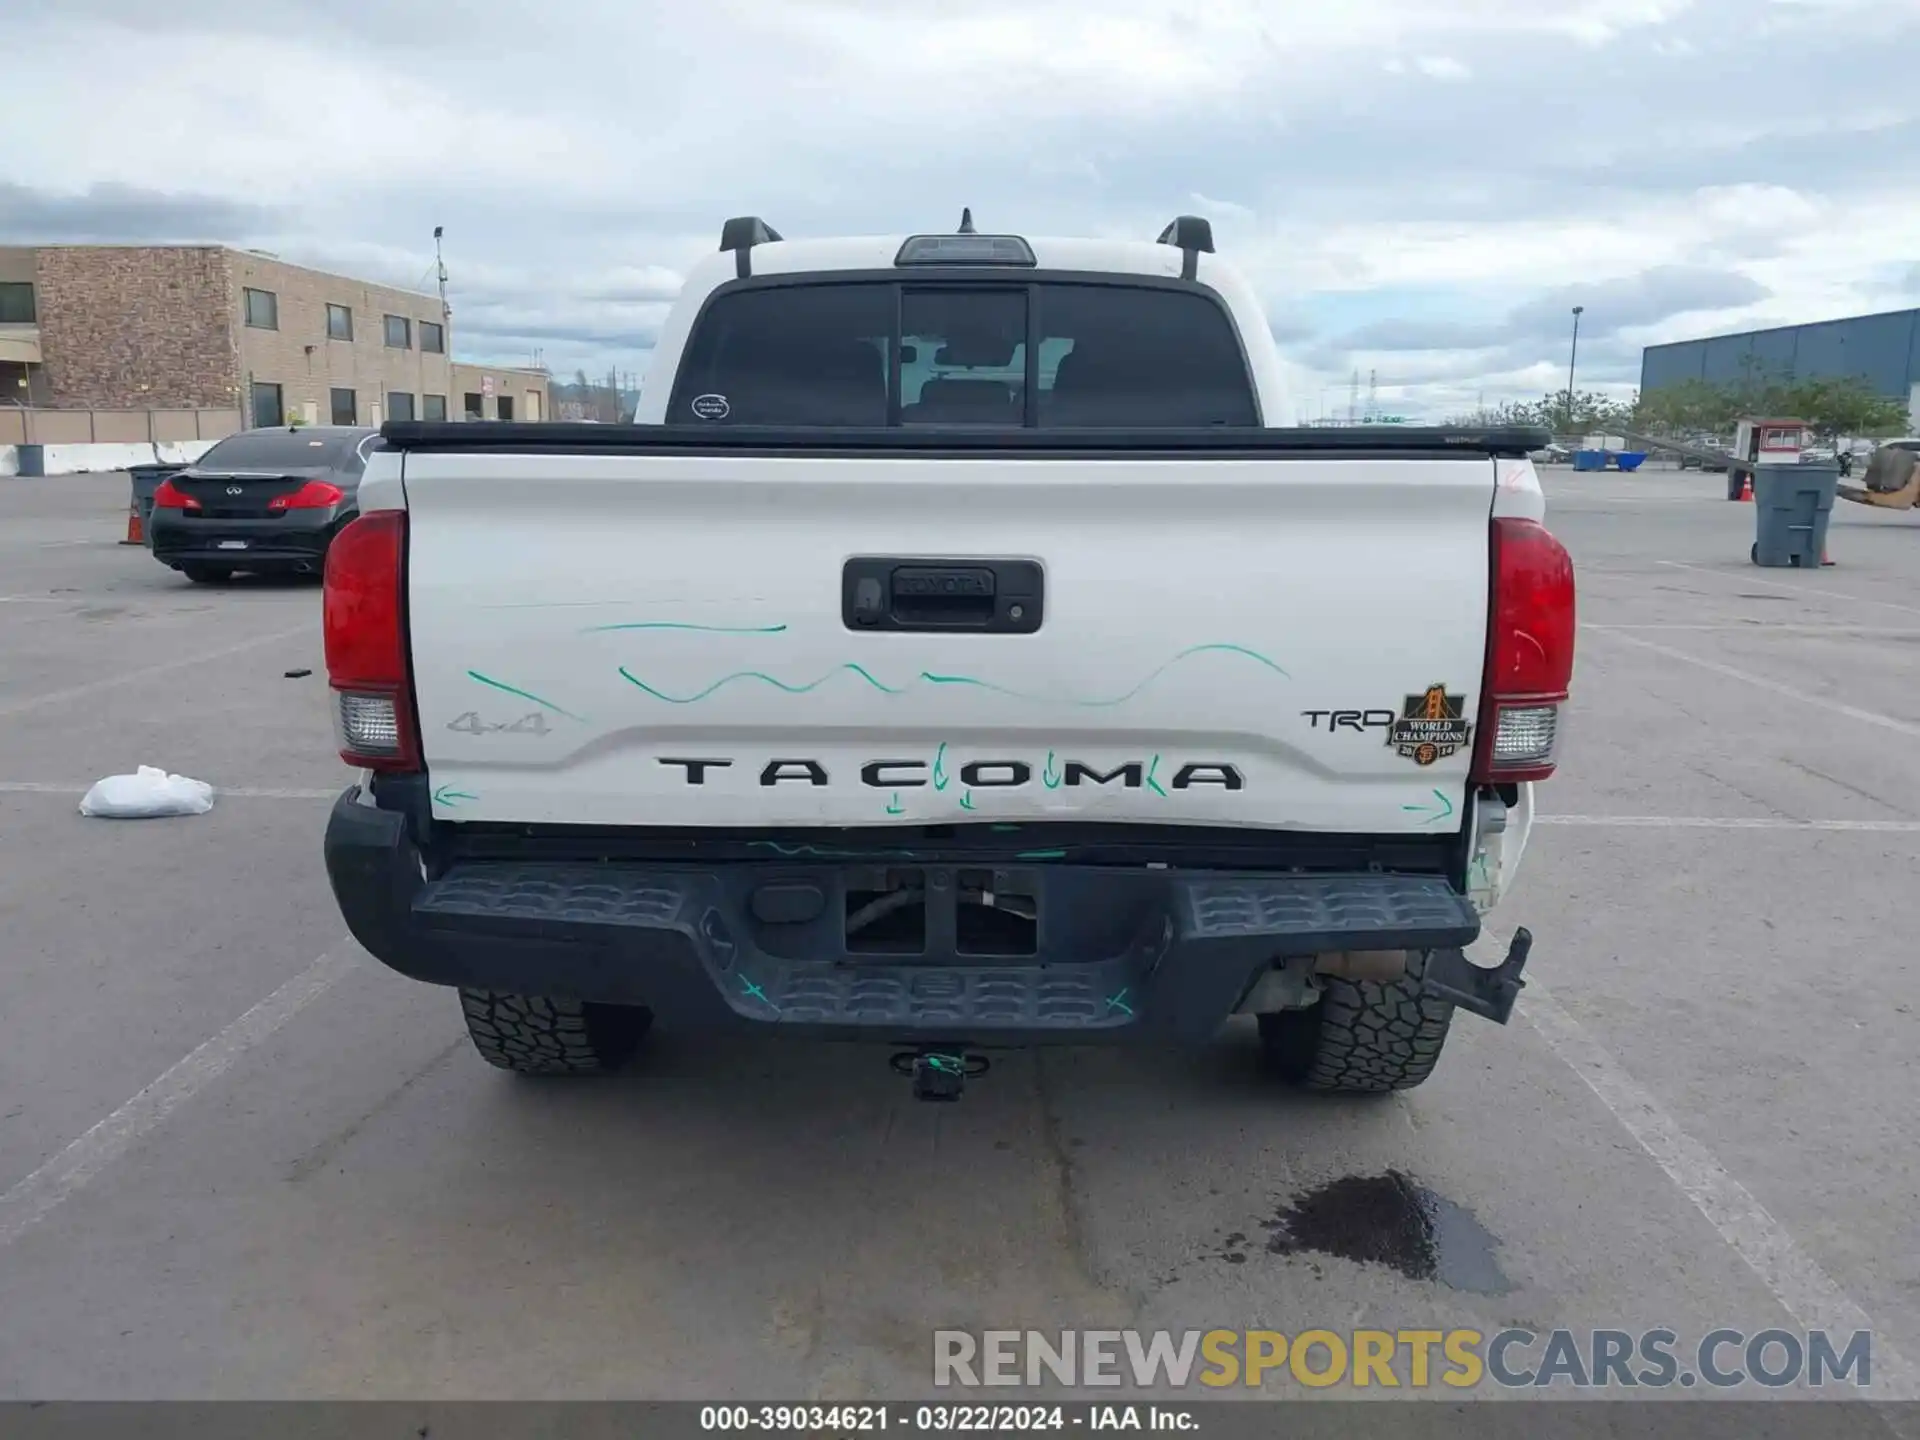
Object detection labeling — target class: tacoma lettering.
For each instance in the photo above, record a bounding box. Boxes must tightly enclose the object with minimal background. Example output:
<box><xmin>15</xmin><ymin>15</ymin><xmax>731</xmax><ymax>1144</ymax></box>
<box><xmin>656</xmin><ymin>757</ymin><xmax>1243</xmax><ymax>790</ymax></box>
<box><xmin>1064</xmin><ymin>761</ymin><xmax>1143</xmax><ymax>788</ymax></box>
<box><xmin>760</xmin><ymin>760</ymin><xmax>829</xmax><ymax>786</ymax></box>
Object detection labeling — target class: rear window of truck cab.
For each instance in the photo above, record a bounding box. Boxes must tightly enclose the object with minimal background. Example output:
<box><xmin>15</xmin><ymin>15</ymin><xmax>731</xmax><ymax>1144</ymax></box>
<box><xmin>667</xmin><ymin>279</ymin><xmax>1258</xmax><ymax>427</ymax></box>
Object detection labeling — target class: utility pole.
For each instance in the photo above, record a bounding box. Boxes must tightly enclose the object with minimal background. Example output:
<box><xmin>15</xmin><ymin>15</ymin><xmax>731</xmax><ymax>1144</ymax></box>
<box><xmin>433</xmin><ymin>226</ymin><xmax>449</xmax><ymax>326</ymax></box>
<box><xmin>1565</xmin><ymin>305</ymin><xmax>1584</xmax><ymax>436</ymax></box>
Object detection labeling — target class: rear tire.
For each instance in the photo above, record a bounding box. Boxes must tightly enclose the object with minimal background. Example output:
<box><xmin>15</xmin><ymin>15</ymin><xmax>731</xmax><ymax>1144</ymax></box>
<box><xmin>180</xmin><ymin>564</ymin><xmax>232</xmax><ymax>584</ymax></box>
<box><xmin>457</xmin><ymin>989</ymin><xmax>652</xmax><ymax>1075</ymax></box>
<box><xmin>1258</xmin><ymin>951</ymin><xmax>1455</xmax><ymax>1094</ymax></box>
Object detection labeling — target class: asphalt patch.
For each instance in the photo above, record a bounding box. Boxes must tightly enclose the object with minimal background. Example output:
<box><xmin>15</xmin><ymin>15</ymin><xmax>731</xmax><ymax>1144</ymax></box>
<box><xmin>1262</xmin><ymin>1171</ymin><xmax>1511</xmax><ymax>1295</ymax></box>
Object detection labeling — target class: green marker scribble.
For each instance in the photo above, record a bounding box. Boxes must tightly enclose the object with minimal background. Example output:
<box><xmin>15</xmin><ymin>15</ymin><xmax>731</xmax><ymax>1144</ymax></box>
<box><xmin>1042</xmin><ymin>750</ymin><xmax>1062</xmax><ymax>789</ymax></box>
<box><xmin>1145</xmin><ymin>754</ymin><xmax>1168</xmax><ymax>797</ymax></box>
<box><xmin>432</xmin><ymin>785</ymin><xmax>478</xmax><ymax>807</ymax></box>
<box><xmin>1016</xmin><ymin>848</ymin><xmax>1069</xmax><ymax>861</ymax></box>
<box><xmin>991</xmin><ymin>824</ymin><xmax>1021</xmax><ymax>833</ymax></box>
<box><xmin>617</xmin><ymin>662</ymin><xmax>903</xmax><ymax>703</ymax></box>
<box><xmin>583</xmin><ymin>621</ymin><xmax>789</xmax><ymax>635</ymax></box>
<box><xmin>1104</xmin><ymin>988</ymin><xmax>1134</xmax><ymax>1017</ymax></box>
<box><xmin>1401</xmin><ymin>787</ymin><xmax>1456</xmax><ymax>825</ymax></box>
<box><xmin>932</xmin><ymin>743</ymin><xmax>950</xmax><ymax>792</ymax></box>
<box><xmin>738</xmin><ymin>974</ymin><xmax>778</xmax><ymax>1013</ymax></box>
<box><xmin>466</xmin><ymin>670</ymin><xmax>586</xmax><ymax>722</ymax></box>
<box><xmin>884</xmin><ymin>792</ymin><xmax>905</xmax><ymax>816</ymax></box>
<box><xmin>959</xmin><ymin>791</ymin><xmax>976</xmax><ymax>811</ymax></box>
<box><xmin>614</xmin><ymin>643</ymin><xmax>1290</xmax><ymax>708</ymax></box>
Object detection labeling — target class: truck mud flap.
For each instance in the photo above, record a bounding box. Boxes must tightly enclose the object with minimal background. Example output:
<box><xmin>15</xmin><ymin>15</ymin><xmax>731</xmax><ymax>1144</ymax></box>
<box><xmin>1420</xmin><ymin>928</ymin><xmax>1533</xmax><ymax>1025</ymax></box>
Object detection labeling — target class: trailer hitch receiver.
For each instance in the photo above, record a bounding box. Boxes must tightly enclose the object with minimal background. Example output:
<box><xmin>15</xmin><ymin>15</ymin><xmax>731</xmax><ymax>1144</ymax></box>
<box><xmin>891</xmin><ymin>1049</ymin><xmax>988</xmax><ymax>1102</ymax></box>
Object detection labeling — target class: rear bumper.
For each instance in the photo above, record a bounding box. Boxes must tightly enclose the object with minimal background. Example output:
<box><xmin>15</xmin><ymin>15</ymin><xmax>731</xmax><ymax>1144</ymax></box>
<box><xmin>148</xmin><ymin>510</ymin><xmax>343</xmax><ymax>567</ymax></box>
<box><xmin>325</xmin><ymin>788</ymin><xmax>1509</xmax><ymax>1044</ymax></box>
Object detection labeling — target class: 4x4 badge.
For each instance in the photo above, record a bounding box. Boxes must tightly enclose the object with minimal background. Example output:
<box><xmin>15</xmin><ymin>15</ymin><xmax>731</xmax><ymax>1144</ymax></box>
<box><xmin>1389</xmin><ymin>684</ymin><xmax>1473</xmax><ymax>767</ymax></box>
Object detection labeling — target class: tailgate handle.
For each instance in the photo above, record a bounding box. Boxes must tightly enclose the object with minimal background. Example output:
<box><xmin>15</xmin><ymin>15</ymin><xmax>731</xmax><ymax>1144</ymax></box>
<box><xmin>843</xmin><ymin>558</ymin><xmax>1044</xmax><ymax>634</ymax></box>
<box><xmin>891</xmin><ymin>567</ymin><xmax>995</xmax><ymax>626</ymax></box>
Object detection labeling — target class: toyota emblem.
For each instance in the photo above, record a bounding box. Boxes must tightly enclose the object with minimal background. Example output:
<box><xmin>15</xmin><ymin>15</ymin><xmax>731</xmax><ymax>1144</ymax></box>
<box><xmin>226</xmin><ymin>485</ymin><xmax>243</xmax><ymax>495</ymax></box>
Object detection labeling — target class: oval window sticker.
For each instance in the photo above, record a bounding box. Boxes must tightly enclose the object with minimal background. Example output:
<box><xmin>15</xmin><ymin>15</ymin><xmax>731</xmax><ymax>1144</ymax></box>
<box><xmin>690</xmin><ymin>394</ymin><xmax>730</xmax><ymax>420</ymax></box>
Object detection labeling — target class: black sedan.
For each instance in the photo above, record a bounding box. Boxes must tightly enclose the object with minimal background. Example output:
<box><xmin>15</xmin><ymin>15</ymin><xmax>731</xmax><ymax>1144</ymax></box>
<box><xmin>148</xmin><ymin>425</ymin><xmax>379</xmax><ymax>583</ymax></box>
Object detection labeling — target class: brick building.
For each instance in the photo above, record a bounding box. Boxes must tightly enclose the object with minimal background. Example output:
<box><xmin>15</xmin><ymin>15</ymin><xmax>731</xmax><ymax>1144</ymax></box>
<box><xmin>0</xmin><ymin>244</ymin><xmax>548</xmax><ymax>427</ymax></box>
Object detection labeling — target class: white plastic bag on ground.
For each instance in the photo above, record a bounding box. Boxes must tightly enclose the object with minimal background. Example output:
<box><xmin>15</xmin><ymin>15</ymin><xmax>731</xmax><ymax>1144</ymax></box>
<box><xmin>79</xmin><ymin>766</ymin><xmax>216</xmax><ymax>818</ymax></box>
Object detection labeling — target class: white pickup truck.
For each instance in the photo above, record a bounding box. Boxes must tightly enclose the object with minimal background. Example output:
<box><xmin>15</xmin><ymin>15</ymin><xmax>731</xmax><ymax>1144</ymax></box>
<box><xmin>321</xmin><ymin>214</ymin><xmax>1576</xmax><ymax>1100</ymax></box>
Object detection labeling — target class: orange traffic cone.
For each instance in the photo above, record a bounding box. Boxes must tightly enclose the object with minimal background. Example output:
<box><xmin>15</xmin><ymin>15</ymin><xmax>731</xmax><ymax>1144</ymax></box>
<box><xmin>121</xmin><ymin>502</ymin><xmax>143</xmax><ymax>545</ymax></box>
<box><xmin>1738</xmin><ymin>474</ymin><xmax>1753</xmax><ymax>502</ymax></box>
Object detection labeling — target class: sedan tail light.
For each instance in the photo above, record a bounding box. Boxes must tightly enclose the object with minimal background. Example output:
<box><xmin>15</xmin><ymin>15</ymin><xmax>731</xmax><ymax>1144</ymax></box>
<box><xmin>152</xmin><ymin>478</ymin><xmax>200</xmax><ymax>510</ymax></box>
<box><xmin>270</xmin><ymin>480</ymin><xmax>346</xmax><ymax>511</ymax></box>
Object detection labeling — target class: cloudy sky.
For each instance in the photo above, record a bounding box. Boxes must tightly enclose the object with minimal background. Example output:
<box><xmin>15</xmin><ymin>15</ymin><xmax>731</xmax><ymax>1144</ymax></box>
<box><xmin>6</xmin><ymin>0</ymin><xmax>1918</xmax><ymax>421</ymax></box>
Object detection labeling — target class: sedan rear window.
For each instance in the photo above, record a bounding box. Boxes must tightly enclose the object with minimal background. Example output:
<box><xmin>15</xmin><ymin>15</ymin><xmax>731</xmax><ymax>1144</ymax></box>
<box><xmin>668</xmin><ymin>279</ymin><xmax>1257</xmax><ymax>427</ymax></box>
<box><xmin>195</xmin><ymin>431</ymin><xmax>359</xmax><ymax>471</ymax></box>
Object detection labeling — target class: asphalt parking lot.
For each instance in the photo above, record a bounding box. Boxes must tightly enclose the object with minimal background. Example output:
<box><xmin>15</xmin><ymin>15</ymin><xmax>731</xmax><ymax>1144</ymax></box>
<box><xmin>1</xmin><ymin>465</ymin><xmax>1917</xmax><ymax>1405</ymax></box>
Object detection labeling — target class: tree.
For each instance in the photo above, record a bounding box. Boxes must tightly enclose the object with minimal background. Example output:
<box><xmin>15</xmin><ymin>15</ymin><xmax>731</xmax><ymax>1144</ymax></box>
<box><xmin>1768</xmin><ymin>376</ymin><xmax>1908</xmax><ymax>440</ymax></box>
<box><xmin>1632</xmin><ymin>372</ymin><xmax>1907</xmax><ymax>440</ymax></box>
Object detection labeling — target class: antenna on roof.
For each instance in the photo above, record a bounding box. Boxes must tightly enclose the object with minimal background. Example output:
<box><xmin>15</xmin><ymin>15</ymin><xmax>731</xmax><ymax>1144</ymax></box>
<box><xmin>957</xmin><ymin>208</ymin><xmax>977</xmax><ymax>234</ymax></box>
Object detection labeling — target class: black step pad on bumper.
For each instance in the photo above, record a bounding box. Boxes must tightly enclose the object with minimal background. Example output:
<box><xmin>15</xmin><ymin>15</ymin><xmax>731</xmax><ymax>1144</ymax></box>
<box><xmin>326</xmin><ymin>791</ymin><xmax>1487</xmax><ymax>1043</ymax></box>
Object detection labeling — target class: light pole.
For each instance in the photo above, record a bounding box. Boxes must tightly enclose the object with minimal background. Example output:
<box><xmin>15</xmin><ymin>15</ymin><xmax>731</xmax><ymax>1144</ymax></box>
<box><xmin>1565</xmin><ymin>305</ymin><xmax>1584</xmax><ymax>437</ymax></box>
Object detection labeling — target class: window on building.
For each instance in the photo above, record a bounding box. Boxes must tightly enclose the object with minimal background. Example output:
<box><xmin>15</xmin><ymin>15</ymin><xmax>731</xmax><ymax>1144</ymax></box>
<box><xmin>495</xmin><ymin>394</ymin><xmax>515</xmax><ymax>421</ymax></box>
<box><xmin>384</xmin><ymin>314</ymin><xmax>411</xmax><ymax>349</ymax></box>
<box><xmin>387</xmin><ymin>391</ymin><xmax>416</xmax><ymax>422</ymax></box>
<box><xmin>326</xmin><ymin>304</ymin><xmax>353</xmax><ymax>341</ymax></box>
<box><xmin>463</xmin><ymin>392</ymin><xmax>484</xmax><ymax>419</ymax></box>
<box><xmin>422</xmin><ymin>394</ymin><xmax>448</xmax><ymax>421</ymax></box>
<box><xmin>330</xmin><ymin>388</ymin><xmax>357</xmax><ymax>425</ymax></box>
<box><xmin>420</xmin><ymin>321</ymin><xmax>445</xmax><ymax>354</ymax></box>
<box><xmin>244</xmin><ymin>288</ymin><xmax>279</xmax><ymax>330</ymax></box>
<box><xmin>251</xmin><ymin>380</ymin><xmax>285</xmax><ymax>427</ymax></box>
<box><xmin>0</xmin><ymin>282</ymin><xmax>35</xmax><ymax>324</ymax></box>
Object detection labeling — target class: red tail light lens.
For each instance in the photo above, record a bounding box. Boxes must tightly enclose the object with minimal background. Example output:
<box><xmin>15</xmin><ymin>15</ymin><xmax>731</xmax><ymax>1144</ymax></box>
<box><xmin>1472</xmin><ymin>517</ymin><xmax>1576</xmax><ymax>784</ymax></box>
<box><xmin>152</xmin><ymin>478</ymin><xmax>199</xmax><ymax>510</ymax></box>
<box><xmin>270</xmin><ymin>480</ymin><xmax>346</xmax><ymax>511</ymax></box>
<box><xmin>323</xmin><ymin>510</ymin><xmax>420</xmax><ymax>772</ymax></box>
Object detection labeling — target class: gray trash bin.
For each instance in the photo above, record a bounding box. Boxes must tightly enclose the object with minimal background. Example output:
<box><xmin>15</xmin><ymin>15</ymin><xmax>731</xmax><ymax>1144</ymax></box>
<box><xmin>125</xmin><ymin>463</ymin><xmax>185</xmax><ymax>546</ymax></box>
<box><xmin>1751</xmin><ymin>462</ymin><xmax>1838</xmax><ymax>568</ymax></box>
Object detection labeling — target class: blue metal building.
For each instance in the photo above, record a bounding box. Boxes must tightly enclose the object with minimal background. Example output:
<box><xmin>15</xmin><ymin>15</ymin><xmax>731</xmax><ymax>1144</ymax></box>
<box><xmin>1640</xmin><ymin>309</ymin><xmax>1920</xmax><ymax>425</ymax></box>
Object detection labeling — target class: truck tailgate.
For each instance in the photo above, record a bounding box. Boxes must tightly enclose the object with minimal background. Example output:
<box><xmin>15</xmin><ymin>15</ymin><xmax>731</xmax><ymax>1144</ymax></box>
<box><xmin>399</xmin><ymin>451</ymin><xmax>1494</xmax><ymax>834</ymax></box>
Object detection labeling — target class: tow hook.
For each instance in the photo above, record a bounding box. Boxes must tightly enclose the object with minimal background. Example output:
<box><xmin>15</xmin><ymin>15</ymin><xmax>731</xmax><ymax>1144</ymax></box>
<box><xmin>1421</xmin><ymin>928</ymin><xmax>1533</xmax><ymax>1025</ymax></box>
<box><xmin>891</xmin><ymin>1049</ymin><xmax>989</xmax><ymax>1102</ymax></box>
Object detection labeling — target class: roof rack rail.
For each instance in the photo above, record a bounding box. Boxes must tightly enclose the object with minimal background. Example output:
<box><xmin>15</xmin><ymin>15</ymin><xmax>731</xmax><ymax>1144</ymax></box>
<box><xmin>718</xmin><ymin>216</ymin><xmax>783</xmax><ymax>278</ymax></box>
<box><xmin>1155</xmin><ymin>214</ymin><xmax>1214</xmax><ymax>281</ymax></box>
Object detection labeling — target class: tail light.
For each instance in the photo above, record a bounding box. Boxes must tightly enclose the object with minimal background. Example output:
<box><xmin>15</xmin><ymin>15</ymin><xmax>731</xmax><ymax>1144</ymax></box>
<box><xmin>152</xmin><ymin>478</ymin><xmax>199</xmax><ymax>510</ymax></box>
<box><xmin>323</xmin><ymin>510</ymin><xmax>420</xmax><ymax>772</ymax></box>
<box><xmin>1471</xmin><ymin>517</ymin><xmax>1576</xmax><ymax>784</ymax></box>
<box><xmin>270</xmin><ymin>480</ymin><xmax>345</xmax><ymax>511</ymax></box>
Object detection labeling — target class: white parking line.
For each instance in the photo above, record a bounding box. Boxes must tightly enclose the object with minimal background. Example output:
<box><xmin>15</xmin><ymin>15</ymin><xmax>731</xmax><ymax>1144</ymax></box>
<box><xmin>0</xmin><ymin>623</ymin><xmax>312</xmax><ymax>721</ymax></box>
<box><xmin>1538</xmin><ymin>815</ymin><xmax>1920</xmax><ymax>832</ymax></box>
<box><xmin>1588</xmin><ymin>623</ymin><xmax>1920</xmax><ymax>637</ymax></box>
<box><xmin>0</xmin><ymin>782</ymin><xmax>340</xmax><ymax>800</ymax></box>
<box><xmin>0</xmin><ymin>945</ymin><xmax>361</xmax><ymax>1250</ymax></box>
<box><xmin>1656</xmin><ymin>559</ymin><xmax>1920</xmax><ymax>618</ymax></box>
<box><xmin>1520</xmin><ymin>979</ymin><xmax>1920</xmax><ymax>1401</ymax></box>
<box><xmin>1582</xmin><ymin>627</ymin><xmax>1920</xmax><ymax>739</ymax></box>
